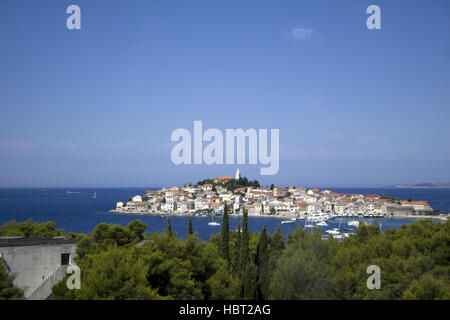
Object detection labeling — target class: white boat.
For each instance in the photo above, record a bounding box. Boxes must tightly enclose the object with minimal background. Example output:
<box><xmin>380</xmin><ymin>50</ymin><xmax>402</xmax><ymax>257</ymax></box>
<box><xmin>326</xmin><ymin>228</ymin><xmax>340</xmax><ymax>235</ymax></box>
<box><xmin>348</xmin><ymin>220</ymin><xmax>360</xmax><ymax>227</ymax></box>
<box><xmin>92</xmin><ymin>191</ymin><xmax>97</xmax><ymax>199</ymax></box>
<box><xmin>208</xmin><ymin>216</ymin><xmax>220</xmax><ymax>227</ymax></box>
<box><xmin>326</xmin><ymin>218</ymin><xmax>343</xmax><ymax>237</ymax></box>
<box><xmin>281</xmin><ymin>219</ymin><xmax>295</xmax><ymax>224</ymax></box>
<box><xmin>304</xmin><ymin>219</ymin><xmax>315</xmax><ymax>228</ymax></box>
<box><xmin>342</xmin><ymin>232</ymin><xmax>352</xmax><ymax>238</ymax></box>
<box><xmin>306</xmin><ymin>212</ymin><xmax>330</xmax><ymax>222</ymax></box>
<box><xmin>316</xmin><ymin>221</ymin><xmax>328</xmax><ymax>227</ymax></box>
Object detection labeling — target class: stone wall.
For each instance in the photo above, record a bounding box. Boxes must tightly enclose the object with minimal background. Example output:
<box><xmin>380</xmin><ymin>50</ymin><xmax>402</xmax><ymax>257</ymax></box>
<box><xmin>0</xmin><ymin>238</ymin><xmax>78</xmax><ymax>299</ymax></box>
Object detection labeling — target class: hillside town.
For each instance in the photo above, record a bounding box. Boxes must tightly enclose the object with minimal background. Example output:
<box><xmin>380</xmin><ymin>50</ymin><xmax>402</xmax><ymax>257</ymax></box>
<box><xmin>111</xmin><ymin>170</ymin><xmax>438</xmax><ymax>219</ymax></box>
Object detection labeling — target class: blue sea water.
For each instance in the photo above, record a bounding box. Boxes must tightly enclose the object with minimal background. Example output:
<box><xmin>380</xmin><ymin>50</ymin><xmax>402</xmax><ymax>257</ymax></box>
<box><xmin>0</xmin><ymin>188</ymin><xmax>447</xmax><ymax>241</ymax></box>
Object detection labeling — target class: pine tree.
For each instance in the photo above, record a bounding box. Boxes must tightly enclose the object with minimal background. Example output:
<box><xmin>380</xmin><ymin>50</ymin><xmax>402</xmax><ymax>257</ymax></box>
<box><xmin>220</xmin><ymin>203</ymin><xmax>230</xmax><ymax>263</ymax></box>
<box><xmin>187</xmin><ymin>218</ymin><xmax>193</xmax><ymax>236</ymax></box>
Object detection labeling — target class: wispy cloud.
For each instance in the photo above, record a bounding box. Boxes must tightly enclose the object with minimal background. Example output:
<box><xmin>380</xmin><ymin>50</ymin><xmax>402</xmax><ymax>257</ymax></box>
<box><xmin>281</xmin><ymin>28</ymin><xmax>316</xmax><ymax>41</ymax></box>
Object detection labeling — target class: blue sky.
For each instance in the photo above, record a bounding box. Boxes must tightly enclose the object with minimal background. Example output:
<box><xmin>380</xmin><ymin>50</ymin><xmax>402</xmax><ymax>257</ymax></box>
<box><xmin>0</xmin><ymin>0</ymin><xmax>449</xmax><ymax>188</ymax></box>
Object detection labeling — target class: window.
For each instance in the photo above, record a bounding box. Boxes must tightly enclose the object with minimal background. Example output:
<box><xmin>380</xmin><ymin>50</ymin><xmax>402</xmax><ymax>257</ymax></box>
<box><xmin>61</xmin><ymin>253</ymin><xmax>70</xmax><ymax>265</ymax></box>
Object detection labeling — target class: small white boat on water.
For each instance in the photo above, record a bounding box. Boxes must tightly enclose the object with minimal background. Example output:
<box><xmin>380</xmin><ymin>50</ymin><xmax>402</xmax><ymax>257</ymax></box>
<box><xmin>316</xmin><ymin>221</ymin><xmax>328</xmax><ymax>227</ymax></box>
<box><xmin>281</xmin><ymin>218</ymin><xmax>295</xmax><ymax>224</ymax></box>
<box><xmin>348</xmin><ymin>220</ymin><xmax>360</xmax><ymax>227</ymax></box>
<box><xmin>92</xmin><ymin>191</ymin><xmax>97</xmax><ymax>199</ymax></box>
<box><xmin>304</xmin><ymin>219</ymin><xmax>315</xmax><ymax>228</ymax></box>
<box><xmin>326</xmin><ymin>228</ymin><xmax>340</xmax><ymax>235</ymax></box>
<box><xmin>306</xmin><ymin>212</ymin><xmax>330</xmax><ymax>222</ymax></box>
<box><xmin>332</xmin><ymin>234</ymin><xmax>343</xmax><ymax>240</ymax></box>
<box><xmin>208</xmin><ymin>215</ymin><xmax>220</xmax><ymax>226</ymax></box>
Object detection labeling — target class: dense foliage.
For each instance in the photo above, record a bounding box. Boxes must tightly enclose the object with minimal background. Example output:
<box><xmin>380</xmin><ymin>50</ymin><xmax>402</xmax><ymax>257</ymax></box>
<box><xmin>0</xmin><ymin>258</ymin><xmax>24</xmax><ymax>300</ymax></box>
<box><xmin>1</xmin><ymin>217</ymin><xmax>448</xmax><ymax>300</ymax></box>
<box><xmin>197</xmin><ymin>177</ymin><xmax>260</xmax><ymax>191</ymax></box>
<box><xmin>0</xmin><ymin>219</ymin><xmax>64</xmax><ymax>238</ymax></box>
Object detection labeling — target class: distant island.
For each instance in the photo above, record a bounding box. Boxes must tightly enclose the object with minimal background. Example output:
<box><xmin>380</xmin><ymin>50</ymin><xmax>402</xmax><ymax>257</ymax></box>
<box><xmin>391</xmin><ymin>183</ymin><xmax>450</xmax><ymax>189</ymax></box>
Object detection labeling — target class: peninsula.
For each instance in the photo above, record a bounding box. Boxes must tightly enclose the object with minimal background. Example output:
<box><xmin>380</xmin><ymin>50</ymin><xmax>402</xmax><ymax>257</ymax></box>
<box><xmin>110</xmin><ymin>170</ymin><xmax>446</xmax><ymax>220</ymax></box>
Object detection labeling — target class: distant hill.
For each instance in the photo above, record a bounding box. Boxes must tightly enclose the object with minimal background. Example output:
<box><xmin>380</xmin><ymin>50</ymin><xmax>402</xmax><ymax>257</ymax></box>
<box><xmin>391</xmin><ymin>183</ymin><xmax>450</xmax><ymax>189</ymax></box>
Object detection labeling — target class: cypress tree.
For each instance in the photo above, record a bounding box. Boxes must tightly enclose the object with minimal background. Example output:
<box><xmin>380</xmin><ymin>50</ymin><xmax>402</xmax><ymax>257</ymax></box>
<box><xmin>187</xmin><ymin>218</ymin><xmax>193</xmax><ymax>236</ymax></box>
<box><xmin>221</xmin><ymin>203</ymin><xmax>230</xmax><ymax>263</ymax></box>
<box><xmin>271</xmin><ymin>223</ymin><xmax>285</xmax><ymax>253</ymax></box>
<box><xmin>233</xmin><ymin>223</ymin><xmax>241</xmax><ymax>275</ymax></box>
<box><xmin>167</xmin><ymin>218</ymin><xmax>172</xmax><ymax>236</ymax></box>
<box><xmin>242</xmin><ymin>262</ymin><xmax>259</xmax><ymax>300</ymax></box>
<box><xmin>256</xmin><ymin>225</ymin><xmax>270</xmax><ymax>299</ymax></box>
<box><xmin>241</xmin><ymin>208</ymin><xmax>250</xmax><ymax>272</ymax></box>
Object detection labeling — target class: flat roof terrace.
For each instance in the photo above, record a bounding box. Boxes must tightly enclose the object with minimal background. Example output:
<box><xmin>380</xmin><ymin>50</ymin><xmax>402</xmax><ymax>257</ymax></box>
<box><xmin>0</xmin><ymin>237</ymin><xmax>79</xmax><ymax>247</ymax></box>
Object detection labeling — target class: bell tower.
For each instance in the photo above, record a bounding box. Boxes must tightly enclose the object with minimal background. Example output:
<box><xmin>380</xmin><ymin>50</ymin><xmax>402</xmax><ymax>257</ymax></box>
<box><xmin>235</xmin><ymin>169</ymin><xmax>240</xmax><ymax>180</ymax></box>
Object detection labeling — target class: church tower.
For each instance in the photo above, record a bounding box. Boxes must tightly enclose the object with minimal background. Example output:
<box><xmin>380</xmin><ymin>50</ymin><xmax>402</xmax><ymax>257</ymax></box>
<box><xmin>235</xmin><ymin>168</ymin><xmax>240</xmax><ymax>180</ymax></box>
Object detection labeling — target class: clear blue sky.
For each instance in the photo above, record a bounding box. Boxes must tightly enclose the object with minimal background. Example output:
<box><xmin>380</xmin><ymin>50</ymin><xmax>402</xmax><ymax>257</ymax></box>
<box><xmin>1</xmin><ymin>0</ymin><xmax>449</xmax><ymax>188</ymax></box>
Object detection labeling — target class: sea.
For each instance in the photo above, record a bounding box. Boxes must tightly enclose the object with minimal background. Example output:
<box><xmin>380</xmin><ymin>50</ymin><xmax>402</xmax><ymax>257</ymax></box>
<box><xmin>0</xmin><ymin>188</ymin><xmax>448</xmax><ymax>241</ymax></box>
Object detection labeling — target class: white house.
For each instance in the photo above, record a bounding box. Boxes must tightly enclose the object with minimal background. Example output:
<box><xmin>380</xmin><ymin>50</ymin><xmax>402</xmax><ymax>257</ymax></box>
<box><xmin>132</xmin><ymin>195</ymin><xmax>142</xmax><ymax>202</ymax></box>
<box><xmin>202</xmin><ymin>184</ymin><xmax>213</xmax><ymax>191</ymax></box>
<box><xmin>162</xmin><ymin>202</ymin><xmax>177</xmax><ymax>212</ymax></box>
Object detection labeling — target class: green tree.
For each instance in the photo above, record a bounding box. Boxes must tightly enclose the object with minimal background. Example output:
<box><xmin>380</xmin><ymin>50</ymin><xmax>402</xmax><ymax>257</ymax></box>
<box><xmin>255</xmin><ymin>225</ymin><xmax>270</xmax><ymax>299</ymax></box>
<box><xmin>206</xmin><ymin>264</ymin><xmax>240</xmax><ymax>300</ymax></box>
<box><xmin>242</xmin><ymin>261</ymin><xmax>259</xmax><ymax>300</ymax></box>
<box><xmin>270</xmin><ymin>228</ymin><xmax>337</xmax><ymax>299</ymax></box>
<box><xmin>270</xmin><ymin>207</ymin><xmax>276</xmax><ymax>216</ymax></box>
<box><xmin>232</xmin><ymin>224</ymin><xmax>241</xmax><ymax>275</ymax></box>
<box><xmin>187</xmin><ymin>218</ymin><xmax>193</xmax><ymax>236</ymax></box>
<box><xmin>126</xmin><ymin>220</ymin><xmax>148</xmax><ymax>242</ymax></box>
<box><xmin>241</xmin><ymin>209</ymin><xmax>250</xmax><ymax>271</ymax></box>
<box><xmin>0</xmin><ymin>258</ymin><xmax>24</xmax><ymax>300</ymax></box>
<box><xmin>220</xmin><ymin>204</ymin><xmax>230</xmax><ymax>263</ymax></box>
<box><xmin>0</xmin><ymin>219</ymin><xmax>64</xmax><ymax>238</ymax></box>
<box><xmin>167</xmin><ymin>218</ymin><xmax>173</xmax><ymax>236</ymax></box>
<box><xmin>403</xmin><ymin>273</ymin><xmax>450</xmax><ymax>300</ymax></box>
<box><xmin>54</xmin><ymin>246</ymin><xmax>160</xmax><ymax>300</ymax></box>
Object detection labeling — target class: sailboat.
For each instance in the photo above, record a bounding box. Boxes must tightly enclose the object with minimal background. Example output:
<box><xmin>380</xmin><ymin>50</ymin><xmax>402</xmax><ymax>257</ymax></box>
<box><xmin>208</xmin><ymin>215</ymin><xmax>220</xmax><ymax>227</ymax></box>
<box><xmin>92</xmin><ymin>191</ymin><xmax>97</xmax><ymax>199</ymax></box>
<box><xmin>326</xmin><ymin>218</ymin><xmax>342</xmax><ymax>238</ymax></box>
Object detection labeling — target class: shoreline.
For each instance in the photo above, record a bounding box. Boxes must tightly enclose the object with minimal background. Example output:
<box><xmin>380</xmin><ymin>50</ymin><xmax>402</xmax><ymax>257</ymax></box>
<box><xmin>109</xmin><ymin>210</ymin><xmax>447</xmax><ymax>221</ymax></box>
